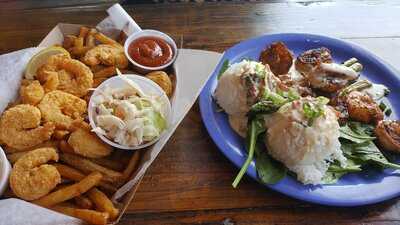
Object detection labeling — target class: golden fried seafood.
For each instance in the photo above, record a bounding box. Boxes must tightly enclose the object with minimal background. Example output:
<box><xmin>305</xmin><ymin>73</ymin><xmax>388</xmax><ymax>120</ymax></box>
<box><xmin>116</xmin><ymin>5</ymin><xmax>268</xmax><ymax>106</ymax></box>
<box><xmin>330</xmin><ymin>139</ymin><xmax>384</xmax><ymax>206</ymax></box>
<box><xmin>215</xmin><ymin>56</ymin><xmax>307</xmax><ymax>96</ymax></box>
<box><xmin>345</xmin><ymin>91</ymin><xmax>383</xmax><ymax>124</ymax></box>
<box><xmin>37</xmin><ymin>54</ymin><xmax>94</xmax><ymax>97</ymax></box>
<box><xmin>0</xmin><ymin>104</ymin><xmax>55</xmax><ymax>150</ymax></box>
<box><xmin>295</xmin><ymin>47</ymin><xmax>360</xmax><ymax>93</ymax></box>
<box><xmin>38</xmin><ymin>90</ymin><xmax>87</xmax><ymax>130</ymax></box>
<box><xmin>53</xmin><ymin>129</ymin><xmax>70</xmax><ymax>140</ymax></box>
<box><xmin>82</xmin><ymin>44</ymin><xmax>128</xmax><ymax>69</ymax></box>
<box><xmin>3</xmin><ymin>140</ymin><xmax>58</xmax><ymax>154</ymax></box>
<box><xmin>20</xmin><ymin>80</ymin><xmax>45</xmax><ymax>105</ymax></box>
<box><xmin>375</xmin><ymin>120</ymin><xmax>400</xmax><ymax>152</ymax></box>
<box><xmin>68</xmin><ymin>128</ymin><xmax>112</xmax><ymax>158</ymax></box>
<box><xmin>259</xmin><ymin>42</ymin><xmax>293</xmax><ymax>75</ymax></box>
<box><xmin>146</xmin><ymin>71</ymin><xmax>173</xmax><ymax>97</ymax></box>
<box><xmin>9</xmin><ymin>147</ymin><xmax>61</xmax><ymax>200</ymax></box>
<box><xmin>93</xmin><ymin>66</ymin><xmax>116</xmax><ymax>78</ymax></box>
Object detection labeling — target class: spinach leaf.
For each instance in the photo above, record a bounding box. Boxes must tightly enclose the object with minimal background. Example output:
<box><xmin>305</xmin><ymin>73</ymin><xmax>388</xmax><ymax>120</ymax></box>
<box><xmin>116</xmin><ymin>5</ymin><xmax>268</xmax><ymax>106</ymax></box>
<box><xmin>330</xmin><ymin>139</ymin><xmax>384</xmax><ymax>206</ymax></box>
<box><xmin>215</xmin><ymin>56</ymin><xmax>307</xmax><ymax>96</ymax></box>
<box><xmin>232</xmin><ymin>117</ymin><xmax>266</xmax><ymax>188</ymax></box>
<box><xmin>339</xmin><ymin>123</ymin><xmax>376</xmax><ymax>143</ymax></box>
<box><xmin>255</xmin><ymin>144</ymin><xmax>287</xmax><ymax>184</ymax></box>
<box><xmin>342</xmin><ymin>141</ymin><xmax>400</xmax><ymax>170</ymax></box>
<box><xmin>217</xmin><ymin>59</ymin><xmax>230</xmax><ymax>80</ymax></box>
<box><xmin>339</xmin><ymin>122</ymin><xmax>400</xmax><ymax>170</ymax></box>
<box><xmin>322</xmin><ymin>159</ymin><xmax>361</xmax><ymax>184</ymax></box>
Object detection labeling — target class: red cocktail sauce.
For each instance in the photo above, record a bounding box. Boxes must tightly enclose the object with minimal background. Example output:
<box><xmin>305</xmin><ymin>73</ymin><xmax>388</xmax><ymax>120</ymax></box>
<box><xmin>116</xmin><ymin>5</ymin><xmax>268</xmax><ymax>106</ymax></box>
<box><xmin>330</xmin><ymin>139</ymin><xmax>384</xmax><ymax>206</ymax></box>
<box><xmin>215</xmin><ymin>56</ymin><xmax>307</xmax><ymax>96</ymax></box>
<box><xmin>128</xmin><ymin>36</ymin><xmax>173</xmax><ymax>68</ymax></box>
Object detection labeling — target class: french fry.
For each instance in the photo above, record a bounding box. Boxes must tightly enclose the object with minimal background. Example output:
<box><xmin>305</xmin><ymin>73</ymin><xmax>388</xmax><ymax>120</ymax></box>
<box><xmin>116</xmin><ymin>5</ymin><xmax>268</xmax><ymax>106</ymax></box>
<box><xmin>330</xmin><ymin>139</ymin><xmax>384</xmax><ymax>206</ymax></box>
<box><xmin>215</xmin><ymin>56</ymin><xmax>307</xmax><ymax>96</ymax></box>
<box><xmin>74</xmin><ymin>195</ymin><xmax>93</xmax><ymax>209</ymax></box>
<box><xmin>54</xmin><ymin>163</ymin><xmax>117</xmax><ymax>193</ymax></box>
<box><xmin>88</xmin><ymin>188</ymin><xmax>119</xmax><ymax>220</ymax></box>
<box><xmin>60</xmin><ymin>153</ymin><xmax>122</xmax><ymax>183</ymax></box>
<box><xmin>69</xmin><ymin>46</ymin><xmax>91</xmax><ymax>56</ymax></box>
<box><xmin>89</xmin><ymin>157</ymin><xmax>125</xmax><ymax>171</ymax></box>
<box><xmin>59</xmin><ymin>140</ymin><xmax>75</xmax><ymax>154</ymax></box>
<box><xmin>121</xmin><ymin>151</ymin><xmax>141</xmax><ymax>181</ymax></box>
<box><xmin>93</xmin><ymin>66</ymin><xmax>116</xmax><ymax>78</ymax></box>
<box><xmin>32</xmin><ymin>172</ymin><xmax>102</xmax><ymax>207</ymax></box>
<box><xmin>63</xmin><ymin>35</ymin><xmax>77</xmax><ymax>49</ymax></box>
<box><xmin>78</xmin><ymin>26</ymin><xmax>90</xmax><ymax>39</ymax></box>
<box><xmin>94</xmin><ymin>32</ymin><xmax>119</xmax><ymax>46</ymax></box>
<box><xmin>52</xmin><ymin>205</ymin><xmax>109</xmax><ymax>225</ymax></box>
<box><xmin>74</xmin><ymin>37</ymin><xmax>84</xmax><ymax>48</ymax></box>
<box><xmin>86</xmin><ymin>28</ymin><xmax>97</xmax><ymax>48</ymax></box>
<box><xmin>53</xmin><ymin>130</ymin><xmax>70</xmax><ymax>140</ymax></box>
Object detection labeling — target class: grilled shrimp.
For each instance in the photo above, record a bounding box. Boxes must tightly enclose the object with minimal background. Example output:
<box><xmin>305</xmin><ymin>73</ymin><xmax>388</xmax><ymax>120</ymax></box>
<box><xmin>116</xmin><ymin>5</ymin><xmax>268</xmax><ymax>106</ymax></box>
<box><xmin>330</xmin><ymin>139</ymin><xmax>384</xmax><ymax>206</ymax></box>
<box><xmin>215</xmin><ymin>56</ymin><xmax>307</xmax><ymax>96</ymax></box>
<box><xmin>259</xmin><ymin>42</ymin><xmax>294</xmax><ymax>75</ymax></box>
<box><xmin>37</xmin><ymin>54</ymin><xmax>94</xmax><ymax>97</ymax></box>
<box><xmin>375</xmin><ymin>120</ymin><xmax>400</xmax><ymax>152</ymax></box>
<box><xmin>9</xmin><ymin>147</ymin><xmax>60</xmax><ymax>200</ymax></box>
<box><xmin>295</xmin><ymin>48</ymin><xmax>360</xmax><ymax>93</ymax></box>
<box><xmin>0</xmin><ymin>104</ymin><xmax>55</xmax><ymax>150</ymax></box>
<box><xmin>38</xmin><ymin>90</ymin><xmax>87</xmax><ymax>130</ymax></box>
<box><xmin>345</xmin><ymin>91</ymin><xmax>383</xmax><ymax>124</ymax></box>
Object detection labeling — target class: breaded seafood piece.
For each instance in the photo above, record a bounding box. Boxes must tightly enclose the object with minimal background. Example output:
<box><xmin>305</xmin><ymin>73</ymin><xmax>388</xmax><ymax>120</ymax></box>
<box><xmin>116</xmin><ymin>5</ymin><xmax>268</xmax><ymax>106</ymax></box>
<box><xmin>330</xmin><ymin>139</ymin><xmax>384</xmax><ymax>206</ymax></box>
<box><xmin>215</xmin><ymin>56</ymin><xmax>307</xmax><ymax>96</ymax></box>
<box><xmin>0</xmin><ymin>104</ymin><xmax>55</xmax><ymax>150</ymax></box>
<box><xmin>10</xmin><ymin>147</ymin><xmax>61</xmax><ymax>200</ymax></box>
<box><xmin>20</xmin><ymin>80</ymin><xmax>45</xmax><ymax>105</ymax></box>
<box><xmin>38</xmin><ymin>90</ymin><xmax>87</xmax><ymax>130</ymax></box>
<box><xmin>37</xmin><ymin>54</ymin><xmax>93</xmax><ymax>97</ymax></box>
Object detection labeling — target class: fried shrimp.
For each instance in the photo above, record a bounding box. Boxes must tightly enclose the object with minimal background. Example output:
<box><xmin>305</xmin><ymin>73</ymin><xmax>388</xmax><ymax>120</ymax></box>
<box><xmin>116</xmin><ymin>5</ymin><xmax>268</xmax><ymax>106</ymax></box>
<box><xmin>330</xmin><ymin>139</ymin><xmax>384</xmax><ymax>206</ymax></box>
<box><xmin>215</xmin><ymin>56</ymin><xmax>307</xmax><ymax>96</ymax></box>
<box><xmin>20</xmin><ymin>80</ymin><xmax>45</xmax><ymax>105</ymax></box>
<box><xmin>37</xmin><ymin>54</ymin><xmax>94</xmax><ymax>97</ymax></box>
<box><xmin>345</xmin><ymin>91</ymin><xmax>383</xmax><ymax>124</ymax></box>
<box><xmin>0</xmin><ymin>104</ymin><xmax>55</xmax><ymax>150</ymax></box>
<box><xmin>10</xmin><ymin>147</ymin><xmax>61</xmax><ymax>200</ymax></box>
<box><xmin>38</xmin><ymin>90</ymin><xmax>87</xmax><ymax>130</ymax></box>
<box><xmin>82</xmin><ymin>44</ymin><xmax>128</xmax><ymax>69</ymax></box>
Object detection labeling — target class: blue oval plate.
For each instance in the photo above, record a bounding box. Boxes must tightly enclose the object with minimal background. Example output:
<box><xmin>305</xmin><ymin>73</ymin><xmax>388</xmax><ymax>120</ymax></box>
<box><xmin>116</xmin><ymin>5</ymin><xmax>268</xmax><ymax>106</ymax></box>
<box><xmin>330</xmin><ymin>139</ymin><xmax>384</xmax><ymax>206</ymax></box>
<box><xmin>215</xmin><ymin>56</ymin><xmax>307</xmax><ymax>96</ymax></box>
<box><xmin>199</xmin><ymin>33</ymin><xmax>400</xmax><ymax>206</ymax></box>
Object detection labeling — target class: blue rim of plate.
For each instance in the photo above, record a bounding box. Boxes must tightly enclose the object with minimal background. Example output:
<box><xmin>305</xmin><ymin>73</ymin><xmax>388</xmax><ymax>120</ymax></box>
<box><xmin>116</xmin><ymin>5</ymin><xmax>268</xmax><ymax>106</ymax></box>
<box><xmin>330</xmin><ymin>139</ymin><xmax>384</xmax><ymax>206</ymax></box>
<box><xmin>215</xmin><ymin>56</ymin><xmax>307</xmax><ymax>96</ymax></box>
<box><xmin>199</xmin><ymin>33</ymin><xmax>400</xmax><ymax>207</ymax></box>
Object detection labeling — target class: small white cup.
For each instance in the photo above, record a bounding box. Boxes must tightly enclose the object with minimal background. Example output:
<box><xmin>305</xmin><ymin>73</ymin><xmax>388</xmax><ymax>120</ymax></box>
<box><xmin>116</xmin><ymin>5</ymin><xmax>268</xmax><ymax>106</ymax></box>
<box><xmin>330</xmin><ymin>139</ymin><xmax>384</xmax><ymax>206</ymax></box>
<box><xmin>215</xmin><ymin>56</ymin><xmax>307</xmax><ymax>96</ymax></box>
<box><xmin>124</xmin><ymin>29</ymin><xmax>178</xmax><ymax>73</ymax></box>
<box><xmin>88</xmin><ymin>75</ymin><xmax>172</xmax><ymax>150</ymax></box>
<box><xmin>0</xmin><ymin>146</ymin><xmax>11</xmax><ymax>196</ymax></box>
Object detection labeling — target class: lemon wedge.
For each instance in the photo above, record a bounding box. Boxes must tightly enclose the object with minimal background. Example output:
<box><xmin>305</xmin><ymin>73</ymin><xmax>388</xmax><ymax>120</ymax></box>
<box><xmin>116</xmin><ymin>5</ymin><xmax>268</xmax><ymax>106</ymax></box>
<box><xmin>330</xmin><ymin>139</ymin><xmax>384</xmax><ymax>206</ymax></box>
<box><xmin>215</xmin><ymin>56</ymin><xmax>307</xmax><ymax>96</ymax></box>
<box><xmin>25</xmin><ymin>46</ymin><xmax>70</xmax><ymax>79</ymax></box>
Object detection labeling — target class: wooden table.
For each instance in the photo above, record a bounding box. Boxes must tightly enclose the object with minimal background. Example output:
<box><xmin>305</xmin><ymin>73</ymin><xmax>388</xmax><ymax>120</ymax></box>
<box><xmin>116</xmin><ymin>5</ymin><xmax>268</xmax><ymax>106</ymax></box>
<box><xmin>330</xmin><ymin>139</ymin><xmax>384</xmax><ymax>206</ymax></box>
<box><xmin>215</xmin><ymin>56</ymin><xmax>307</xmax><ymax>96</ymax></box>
<box><xmin>2</xmin><ymin>1</ymin><xmax>400</xmax><ymax>224</ymax></box>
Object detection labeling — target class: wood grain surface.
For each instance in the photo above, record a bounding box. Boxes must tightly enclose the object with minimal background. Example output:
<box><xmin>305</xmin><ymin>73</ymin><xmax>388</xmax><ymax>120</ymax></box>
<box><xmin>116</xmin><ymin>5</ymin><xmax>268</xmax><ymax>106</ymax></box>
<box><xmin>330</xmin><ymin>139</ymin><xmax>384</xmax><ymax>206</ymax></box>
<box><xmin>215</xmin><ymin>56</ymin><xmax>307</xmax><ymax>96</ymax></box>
<box><xmin>1</xmin><ymin>1</ymin><xmax>400</xmax><ymax>224</ymax></box>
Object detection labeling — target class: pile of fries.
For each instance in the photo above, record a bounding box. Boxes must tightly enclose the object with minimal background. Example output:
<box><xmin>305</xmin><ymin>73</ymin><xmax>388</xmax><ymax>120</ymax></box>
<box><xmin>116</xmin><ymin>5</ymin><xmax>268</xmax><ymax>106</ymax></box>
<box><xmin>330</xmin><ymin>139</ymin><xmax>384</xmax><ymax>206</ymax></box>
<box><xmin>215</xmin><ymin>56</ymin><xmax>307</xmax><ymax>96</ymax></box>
<box><xmin>0</xmin><ymin>26</ymin><xmax>174</xmax><ymax>225</ymax></box>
